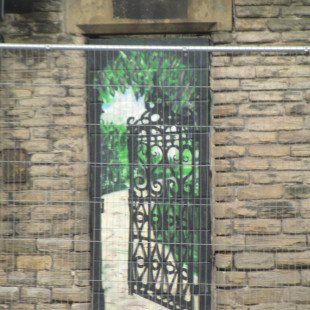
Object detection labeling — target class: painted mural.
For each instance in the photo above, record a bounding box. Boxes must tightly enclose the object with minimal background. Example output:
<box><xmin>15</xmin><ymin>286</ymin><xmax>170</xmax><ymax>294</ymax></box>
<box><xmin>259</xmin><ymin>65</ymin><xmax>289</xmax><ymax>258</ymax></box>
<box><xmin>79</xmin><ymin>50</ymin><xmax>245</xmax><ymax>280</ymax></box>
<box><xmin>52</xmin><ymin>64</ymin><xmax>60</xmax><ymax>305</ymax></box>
<box><xmin>94</xmin><ymin>47</ymin><xmax>210</xmax><ymax>310</ymax></box>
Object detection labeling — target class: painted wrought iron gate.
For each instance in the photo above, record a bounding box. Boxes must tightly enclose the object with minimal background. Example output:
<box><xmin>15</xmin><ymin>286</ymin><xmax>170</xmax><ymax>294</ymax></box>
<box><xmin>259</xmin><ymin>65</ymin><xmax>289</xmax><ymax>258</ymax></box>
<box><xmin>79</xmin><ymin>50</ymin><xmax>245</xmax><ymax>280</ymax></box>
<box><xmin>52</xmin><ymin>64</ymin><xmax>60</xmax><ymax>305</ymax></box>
<box><xmin>127</xmin><ymin>45</ymin><xmax>211</xmax><ymax>310</ymax></box>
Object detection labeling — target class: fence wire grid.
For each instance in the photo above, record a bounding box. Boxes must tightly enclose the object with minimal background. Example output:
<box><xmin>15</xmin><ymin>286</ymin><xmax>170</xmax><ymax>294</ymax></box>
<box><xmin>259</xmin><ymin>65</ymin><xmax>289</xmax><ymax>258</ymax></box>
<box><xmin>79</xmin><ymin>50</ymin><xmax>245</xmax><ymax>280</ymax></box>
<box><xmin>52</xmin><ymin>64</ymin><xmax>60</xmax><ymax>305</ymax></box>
<box><xmin>0</xmin><ymin>43</ymin><xmax>310</xmax><ymax>310</ymax></box>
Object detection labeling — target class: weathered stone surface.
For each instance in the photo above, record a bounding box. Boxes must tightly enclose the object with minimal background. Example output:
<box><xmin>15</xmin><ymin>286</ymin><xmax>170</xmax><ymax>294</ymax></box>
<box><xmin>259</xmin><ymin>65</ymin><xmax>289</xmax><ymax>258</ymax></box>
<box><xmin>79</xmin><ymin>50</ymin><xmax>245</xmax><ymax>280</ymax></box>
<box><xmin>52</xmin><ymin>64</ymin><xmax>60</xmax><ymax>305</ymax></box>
<box><xmin>214</xmin><ymin>146</ymin><xmax>245</xmax><ymax>158</ymax></box>
<box><xmin>236</xmin><ymin>6</ymin><xmax>279</xmax><ymax>17</ymax></box>
<box><xmin>75</xmin><ymin>271</ymin><xmax>90</xmax><ymax>286</ymax></box>
<box><xmin>250</xmin><ymin>304</ymin><xmax>296</xmax><ymax>310</ymax></box>
<box><xmin>257</xmin><ymin>201</ymin><xmax>298</xmax><ymax>218</ymax></box>
<box><xmin>214</xmin><ymin>201</ymin><xmax>257</xmax><ymax>218</ymax></box>
<box><xmin>233</xmin><ymin>219</ymin><xmax>281</xmax><ymax>234</ymax></box>
<box><xmin>252</xmin><ymin>172</ymin><xmax>303</xmax><ymax>184</ymax></box>
<box><xmin>234</xmin><ymin>252</ymin><xmax>274</xmax><ymax>270</ymax></box>
<box><xmin>213</xmin><ymin>105</ymin><xmax>238</xmax><ymax>117</ymax></box>
<box><xmin>216</xmin><ymin>271</ymin><xmax>246</xmax><ymax>287</ymax></box>
<box><xmin>214</xmin><ymin>236</ymin><xmax>245</xmax><ymax>252</ymax></box>
<box><xmin>302</xmin><ymin>270</ymin><xmax>310</xmax><ymax>286</ymax></box>
<box><xmin>279</xmin><ymin>130</ymin><xmax>310</xmax><ymax>143</ymax></box>
<box><xmin>215</xmin><ymin>160</ymin><xmax>231</xmax><ymax>172</ymax></box>
<box><xmin>11</xmin><ymin>305</ymin><xmax>35</xmax><ymax>310</ymax></box>
<box><xmin>216</xmin><ymin>289</ymin><xmax>236</xmax><ymax>305</ymax></box>
<box><xmin>283</xmin><ymin>219</ymin><xmax>310</xmax><ymax>233</ymax></box>
<box><xmin>276</xmin><ymin>251</ymin><xmax>310</xmax><ymax>268</ymax></box>
<box><xmin>215</xmin><ymin>220</ymin><xmax>233</xmax><ymax>236</ymax></box>
<box><xmin>301</xmin><ymin>199</ymin><xmax>310</xmax><ymax>218</ymax></box>
<box><xmin>17</xmin><ymin>255</ymin><xmax>52</xmax><ymax>270</ymax></box>
<box><xmin>52</xmin><ymin>287</ymin><xmax>90</xmax><ymax>302</ymax></box>
<box><xmin>213</xmin><ymin>92</ymin><xmax>248</xmax><ymax>104</ymax></box>
<box><xmin>271</xmin><ymin>159</ymin><xmax>310</xmax><ymax>170</ymax></box>
<box><xmin>0</xmin><ymin>254</ymin><xmax>14</xmax><ymax>269</ymax></box>
<box><xmin>36</xmin><ymin>304</ymin><xmax>68</xmax><ymax>310</ymax></box>
<box><xmin>53</xmin><ymin>219</ymin><xmax>89</xmax><ymax>235</ymax></box>
<box><xmin>238</xmin><ymin>186</ymin><xmax>283</xmax><ymax>200</ymax></box>
<box><xmin>21</xmin><ymin>287</ymin><xmax>51</xmax><ymax>303</ymax></box>
<box><xmin>239</xmin><ymin>103</ymin><xmax>283</xmax><ymax>116</ymax></box>
<box><xmin>0</xmin><ymin>287</ymin><xmax>19</xmax><ymax>302</ymax></box>
<box><xmin>248</xmin><ymin>117</ymin><xmax>303</xmax><ymax>131</ymax></box>
<box><xmin>32</xmin><ymin>178</ymin><xmax>71</xmax><ymax>190</ymax></box>
<box><xmin>232</xmin><ymin>132</ymin><xmax>276</xmax><ymax>144</ymax></box>
<box><xmin>215</xmin><ymin>254</ymin><xmax>233</xmax><ymax>269</ymax></box>
<box><xmin>31</xmin><ymin>206</ymin><xmax>71</xmax><ymax>220</ymax></box>
<box><xmin>285</xmin><ymin>185</ymin><xmax>310</xmax><ymax>199</ymax></box>
<box><xmin>38</xmin><ymin>271</ymin><xmax>73</xmax><ymax>286</ymax></box>
<box><xmin>283</xmin><ymin>287</ymin><xmax>310</xmax><ymax>303</ymax></box>
<box><xmin>235</xmin><ymin>288</ymin><xmax>282</xmax><ymax>305</ymax></box>
<box><xmin>214</xmin><ymin>118</ymin><xmax>245</xmax><ymax>130</ymax></box>
<box><xmin>248</xmin><ymin>270</ymin><xmax>300</xmax><ymax>287</ymax></box>
<box><xmin>291</xmin><ymin>145</ymin><xmax>310</xmax><ymax>157</ymax></box>
<box><xmin>215</xmin><ymin>172</ymin><xmax>249</xmax><ymax>186</ymax></box>
<box><xmin>16</xmin><ymin>222</ymin><xmax>52</xmax><ymax>236</ymax></box>
<box><xmin>249</xmin><ymin>145</ymin><xmax>290</xmax><ymax>157</ymax></box>
<box><xmin>234</xmin><ymin>158</ymin><xmax>269</xmax><ymax>170</ymax></box>
<box><xmin>52</xmin><ymin>253</ymin><xmax>90</xmax><ymax>270</ymax></box>
<box><xmin>7</xmin><ymin>271</ymin><xmax>36</xmax><ymax>285</ymax></box>
<box><xmin>214</xmin><ymin>187</ymin><xmax>234</xmax><ymax>202</ymax></box>
<box><xmin>74</xmin><ymin>235</ymin><xmax>90</xmax><ymax>252</ymax></box>
<box><xmin>212</xmin><ymin>66</ymin><xmax>255</xmax><ymax>79</ymax></box>
<box><xmin>71</xmin><ymin>304</ymin><xmax>91</xmax><ymax>310</ymax></box>
<box><xmin>58</xmin><ymin>164</ymin><xmax>88</xmax><ymax>177</ymax></box>
<box><xmin>37</xmin><ymin>238</ymin><xmax>73</xmax><ymax>252</ymax></box>
<box><xmin>249</xmin><ymin>91</ymin><xmax>303</xmax><ymax>102</ymax></box>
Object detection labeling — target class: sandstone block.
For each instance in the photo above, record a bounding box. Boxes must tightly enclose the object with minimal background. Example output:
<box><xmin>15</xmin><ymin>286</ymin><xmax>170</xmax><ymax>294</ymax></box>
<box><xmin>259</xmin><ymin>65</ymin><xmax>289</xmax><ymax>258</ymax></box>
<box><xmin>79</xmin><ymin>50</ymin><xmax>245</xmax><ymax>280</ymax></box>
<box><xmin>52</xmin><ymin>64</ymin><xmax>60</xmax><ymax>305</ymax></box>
<box><xmin>233</xmin><ymin>219</ymin><xmax>281</xmax><ymax>234</ymax></box>
<box><xmin>212</xmin><ymin>66</ymin><xmax>255</xmax><ymax>79</ymax></box>
<box><xmin>53</xmin><ymin>253</ymin><xmax>90</xmax><ymax>270</ymax></box>
<box><xmin>214</xmin><ymin>118</ymin><xmax>245</xmax><ymax>131</ymax></box>
<box><xmin>0</xmin><ymin>270</ymin><xmax>6</xmax><ymax>285</ymax></box>
<box><xmin>0</xmin><ymin>287</ymin><xmax>19</xmax><ymax>302</ymax></box>
<box><xmin>12</xmin><ymin>305</ymin><xmax>35</xmax><ymax>310</ymax></box>
<box><xmin>238</xmin><ymin>186</ymin><xmax>283</xmax><ymax>200</ymax></box>
<box><xmin>215</xmin><ymin>254</ymin><xmax>233</xmax><ymax>269</ymax></box>
<box><xmin>53</xmin><ymin>219</ymin><xmax>89</xmax><ymax>235</ymax></box>
<box><xmin>38</xmin><ymin>271</ymin><xmax>73</xmax><ymax>286</ymax></box>
<box><xmin>75</xmin><ymin>271</ymin><xmax>90</xmax><ymax>286</ymax></box>
<box><xmin>59</xmin><ymin>163</ymin><xmax>88</xmax><ymax>177</ymax></box>
<box><xmin>216</xmin><ymin>289</ymin><xmax>236</xmax><ymax>305</ymax></box>
<box><xmin>17</xmin><ymin>255</ymin><xmax>51</xmax><ymax>270</ymax></box>
<box><xmin>271</xmin><ymin>159</ymin><xmax>310</xmax><ymax>171</ymax></box>
<box><xmin>211</xmin><ymin>79</ymin><xmax>239</xmax><ymax>91</ymax></box>
<box><xmin>239</xmin><ymin>103</ymin><xmax>283</xmax><ymax>116</ymax></box>
<box><xmin>248</xmin><ymin>270</ymin><xmax>300</xmax><ymax>287</ymax></box>
<box><xmin>74</xmin><ymin>235</ymin><xmax>90</xmax><ymax>252</ymax></box>
<box><xmin>71</xmin><ymin>304</ymin><xmax>91</xmax><ymax>310</ymax></box>
<box><xmin>248</xmin><ymin>117</ymin><xmax>303</xmax><ymax>131</ymax></box>
<box><xmin>213</xmin><ymin>105</ymin><xmax>237</xmax><ymax>117</ymax></box>
<box><xmin>252</xmin><ymin>172</ymin><xmax>303</xmax><ymax>184</ymax></box>
<box><xmin>213</xmin><ymin>92</ymin><xmax>248</xmax><ymax>104</ymax></box>
<box><xmin>215</xmin><ymin>220</ymin><xmax>233</xmax><ymax>236</ymax></box>
<box><xmin>279</xmin><ymin>131</ymin><xmax>310</xmax><ymax>143</ymax></box>
<box><xmin>284</xmin><ymin>287</ymin><xmax>310</xmax><ymax>303</ymax></box>
<box><xmin>232</xmin><ymin>132</ymin><xmax>276</xmax><ymax>144</ymax></box>
<box><xmin>276</xmin><ymin>251</ymin><xmax>310</xmax><ymax>268</ymax></box>
<box><xmin>16</xmin><ymin>222</ymin><xmax>52</xmax><ymax>236</ymax></box>
<box><xmin>285</xmin><ymin>185</ymin><xmax>310</xmax><ymax>199</ymax></box>
<box><xmin>37</xmin><ymin>238</ymin><xmax>73</xmax><ymax>252</ymax></box>
<box><xmin>214</xmin><ymin>235</ymin><xmax>245</xmax><ymax>252</ymax></box>
<box><xmin>236</xmin><ymin>6</ymin><xmax>279</xmax><ymax>17</ymax></box>
<box><xmin>21</xmin><ymin>140</ymin><xmax>49</xmax><ymax>152</ymax></box>
<box><xmin>232</xmin><ymin>56</ymin><xmax>261</xmax><ymax>66</ymax></box>
<box><xmin>250</xmin><ymin>303</ymin><xmax>296</xmax><ymax>310</ymax></box>
<box><xmin>301</xmin><ymin>199</ymin><xmax>310</xmax><ymax>218</ymax></box>
<box><xmin>7</xmin><ymin>271</ymin><xmax>36</xmax><ymax>285</ymax></box>
<box><xmin>257</xmin><ymin>201</ymin><xmax>298</xmax><ymax>218</ymax></box>
<box><xmin>249</xmin><ymin>91</ymin><xmax>303</xmax><ymax>102</ymax></box>
<box><xmin>302</xmin><ymin>270</ymin><xmax>310</xmax><ymax>286</ymax></box>
<box><xmin>216</xmin><ymin>271</ymin><xmax>246</xmax><ymax>287</ymax></box>
<box><xmin>215</xmin><ymin>172</ymin><xmax>249</xmax><ymax>186</ymax></box>
<box><xmin>234</xmin><ymin>252</ymin><xmax>274</xmax><ymax>270</ymax></box>
<box><xmin>214</xmin><ymin>146</ymin><xmax>245</xmax><ymax>158</ymax></box>
<box><xmin>235</xmin><ymin>288</ymin><xmax>281</xmax><ymax>305</ymax></box>
<box><xmin>236</xmin><ymin>18</ymin><xmax>266</xmax><ymax>31</ymax></box>
<box><xmin>33</xmin><ymin>86</ymin><xmax>66</xmax><ymax>97</ymax></box>
<box><xmin>241</xmin><ymin>78</ymin><xmax>287</xmax><ymax>90</ymax></box>
<box><xmin>21</xmin><ymin>287</ymin><xmax>51</xmax><ymax>303</ymax></box>
<box><xmin>33</xmin><ymin>178</ymin><xmax>71</xmax><ymax>190</ymax></box>
<box><xmin>31</xmin><ymin>206</ymin><xmax>71</xmax><ymax>220</ymax></box>
<box><xmin>36</xmin><ymin>305</ymin><xmax>68</xmax><ymax>310</ymax></box>
<box><xmin>0</xmin><ymin>254</ymin><xmax>14</xmax><ymax>269</ymax></box>
<box><xmin>283</xmin><ymin>219</ymin><xmax>310</xmax><ymax>233</ymax></box>
<box><xmin>52</xmin><ymin>287</ymin><xmax>90</xmax><ymax>302</ymax></box>
<box><xmin>291</xmin><ymin>145</ymin><xmax>310</xmax><ymax>157</ymax></box>
<box><xmin>249</xmin><ymin>145</ymin><xmax>290</xmax><ymax>157</ymax></box>
<box><xmin>214</xmin><ymin>201</ymin><xmax>257</xmax><ymax>219</ymax></box>
<box><xmin>215</xmin><ymin>160</ymin><xmax>231</xmax><ymax>172</ymax></box>
<box><xmin>215</xmin><ymin>187</ymin><xmax>234</xmax><ymax>202</ymax></box>
<box><xmin>234</xmin><ymin>158</ymin><xmax>269</xmax><ymax>170</ymax></box>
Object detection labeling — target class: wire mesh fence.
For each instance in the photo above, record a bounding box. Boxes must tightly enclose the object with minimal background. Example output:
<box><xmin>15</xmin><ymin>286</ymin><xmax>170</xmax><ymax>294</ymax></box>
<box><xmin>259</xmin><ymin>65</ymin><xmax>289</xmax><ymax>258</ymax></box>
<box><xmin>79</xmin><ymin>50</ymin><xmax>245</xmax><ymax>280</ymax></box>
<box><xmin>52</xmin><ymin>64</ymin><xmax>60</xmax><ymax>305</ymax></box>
<box><xmin>0</xmin><ymin>43</ymin><xmax>310</xmax><ymax>310</ymax></box>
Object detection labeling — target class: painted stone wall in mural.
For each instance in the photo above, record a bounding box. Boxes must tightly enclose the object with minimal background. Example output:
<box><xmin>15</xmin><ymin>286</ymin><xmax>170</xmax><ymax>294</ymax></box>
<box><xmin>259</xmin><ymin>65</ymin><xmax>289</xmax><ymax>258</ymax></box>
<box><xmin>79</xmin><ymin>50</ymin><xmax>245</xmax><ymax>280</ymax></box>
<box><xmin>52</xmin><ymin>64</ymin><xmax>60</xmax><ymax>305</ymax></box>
<box><xmin>92</xmin><ymin>40</ymin><xmax>210</xmax><ymax>310</ymax></box>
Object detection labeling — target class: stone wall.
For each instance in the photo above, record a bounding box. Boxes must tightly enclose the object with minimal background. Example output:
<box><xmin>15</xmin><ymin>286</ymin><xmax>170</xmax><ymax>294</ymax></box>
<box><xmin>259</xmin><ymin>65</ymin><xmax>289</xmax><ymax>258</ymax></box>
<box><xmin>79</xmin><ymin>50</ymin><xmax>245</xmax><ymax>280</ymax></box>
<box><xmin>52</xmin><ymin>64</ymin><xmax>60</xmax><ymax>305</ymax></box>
<box><xmin>0</xmin><ymin>1</ymin><xmax>90</xmax><ymax>310</ymax></box>
<box><xmin>1</xmin><ymin>0</ymin><xmax>310</xmax><ymax>309</ymax></box>
<box><xmin>211</xmin><ymin>0</ymin><xmax>310</xmax><ymax>309</ymax></box>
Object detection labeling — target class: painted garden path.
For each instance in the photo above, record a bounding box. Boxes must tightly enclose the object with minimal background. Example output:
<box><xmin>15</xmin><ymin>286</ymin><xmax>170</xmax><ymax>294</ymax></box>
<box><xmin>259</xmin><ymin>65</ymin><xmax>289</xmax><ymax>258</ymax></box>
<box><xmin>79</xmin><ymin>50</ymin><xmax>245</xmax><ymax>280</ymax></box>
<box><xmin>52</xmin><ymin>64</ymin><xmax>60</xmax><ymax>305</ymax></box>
<box><xmin>101</xmin><ymin>189</ymin><xmax>167</xmax><ymax>310</ymax></box>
